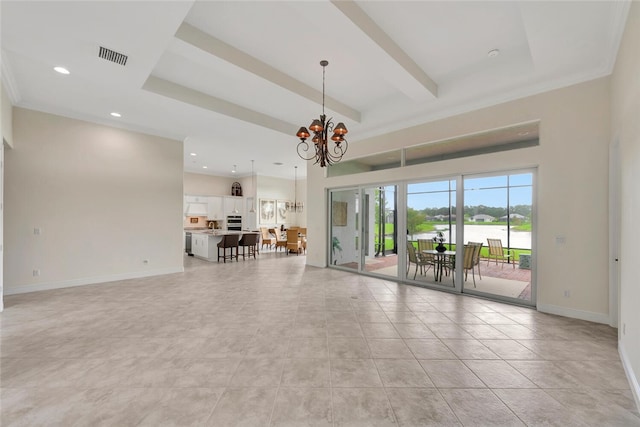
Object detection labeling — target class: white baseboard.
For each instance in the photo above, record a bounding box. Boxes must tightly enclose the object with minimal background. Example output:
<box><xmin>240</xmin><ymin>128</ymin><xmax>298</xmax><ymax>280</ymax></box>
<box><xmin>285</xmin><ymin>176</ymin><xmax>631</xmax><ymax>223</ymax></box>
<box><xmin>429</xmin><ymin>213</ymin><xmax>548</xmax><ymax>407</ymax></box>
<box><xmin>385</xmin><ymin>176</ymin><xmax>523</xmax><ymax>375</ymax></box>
<box><xmin>4</xmin><ymin>267</ymin><xmax>184</xmax><ymax>295</ymax></box>
<box><xmin>537</xmin><ymin>303</ymin><xmax>610</xmax><ymax>324</ymax></box>
<box><xmin>306</xmin><ymin>260</ymin><xmax>327</xmax><ymax>268</ymax></box>
<box><xmin>619</xmin><ymin>340</ymin><xmax>640</xmax><ymax>412</ymax></box>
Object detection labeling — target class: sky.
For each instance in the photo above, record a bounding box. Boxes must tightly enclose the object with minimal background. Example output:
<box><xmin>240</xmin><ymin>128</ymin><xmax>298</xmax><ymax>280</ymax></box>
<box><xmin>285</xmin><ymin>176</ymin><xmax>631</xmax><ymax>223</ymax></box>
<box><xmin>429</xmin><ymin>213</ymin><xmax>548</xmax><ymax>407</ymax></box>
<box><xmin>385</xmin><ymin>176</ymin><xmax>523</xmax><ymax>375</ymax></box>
<box><xmin>406</xmin><ymin>173</ymin><xmax>533</xmax><ymax>209</ymax></box>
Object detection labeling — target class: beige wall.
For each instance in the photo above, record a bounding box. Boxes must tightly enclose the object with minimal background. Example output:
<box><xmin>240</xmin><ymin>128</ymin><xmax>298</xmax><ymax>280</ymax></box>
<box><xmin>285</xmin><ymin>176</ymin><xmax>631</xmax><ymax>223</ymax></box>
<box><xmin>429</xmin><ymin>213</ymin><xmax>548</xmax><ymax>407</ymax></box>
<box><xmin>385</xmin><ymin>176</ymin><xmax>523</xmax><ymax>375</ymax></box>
<box><xmin>308</xmin><ymin>77</ymin><xmax>611</xmax><ymax>323</ymax></box>
<box><xmin>184</xmin><ymin>171</ymin><xmax>249</xmax><ymax>196</ymax></box>
<box><xmin>4</xmin><ymin>108</ymin><xmax>184</xmax><ymax>293</ymax></box>
<box><xmin>611</xmin><ymin>1</ymin><xmax>640</xmax><ymax>408</ymax></box>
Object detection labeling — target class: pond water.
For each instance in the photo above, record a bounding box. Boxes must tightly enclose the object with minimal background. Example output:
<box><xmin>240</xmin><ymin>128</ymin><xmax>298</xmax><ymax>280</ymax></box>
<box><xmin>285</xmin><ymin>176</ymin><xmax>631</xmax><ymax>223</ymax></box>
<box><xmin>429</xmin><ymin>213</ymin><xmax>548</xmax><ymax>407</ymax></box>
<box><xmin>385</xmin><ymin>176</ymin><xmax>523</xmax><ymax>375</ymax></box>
<box><xmin>412</xmin><ymin>224</ymin><xmax>531</xmax><ymax>250</ymax></box>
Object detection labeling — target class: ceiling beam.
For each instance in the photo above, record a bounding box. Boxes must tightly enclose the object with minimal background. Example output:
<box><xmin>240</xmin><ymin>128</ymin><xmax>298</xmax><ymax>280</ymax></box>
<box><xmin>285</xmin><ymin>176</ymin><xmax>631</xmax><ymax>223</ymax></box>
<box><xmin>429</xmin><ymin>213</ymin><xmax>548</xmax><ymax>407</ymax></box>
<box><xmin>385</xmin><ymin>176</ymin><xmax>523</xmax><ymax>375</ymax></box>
<box><xmin>331</xmin><ymin>0</ymin><xmax>438</xmax><ymax>98</ymax></box>
<box><xmin>175</xmin><ymin>23</ymin><xmax>361</xmax><ymax>123</ymax></box>
<box><xmin>143</xmin><ymin>75</ymin><xmax>297</xmax><ymax>135</ymax></box>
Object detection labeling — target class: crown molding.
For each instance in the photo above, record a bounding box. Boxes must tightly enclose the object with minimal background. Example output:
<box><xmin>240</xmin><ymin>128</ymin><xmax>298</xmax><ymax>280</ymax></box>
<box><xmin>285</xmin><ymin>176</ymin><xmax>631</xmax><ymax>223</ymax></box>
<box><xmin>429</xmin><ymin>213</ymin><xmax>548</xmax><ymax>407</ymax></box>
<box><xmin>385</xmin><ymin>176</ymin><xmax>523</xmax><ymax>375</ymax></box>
<box><xmin>0</xmin><ymin>51</ymin><xmax>21</xmax><ymax>104</ymax></box>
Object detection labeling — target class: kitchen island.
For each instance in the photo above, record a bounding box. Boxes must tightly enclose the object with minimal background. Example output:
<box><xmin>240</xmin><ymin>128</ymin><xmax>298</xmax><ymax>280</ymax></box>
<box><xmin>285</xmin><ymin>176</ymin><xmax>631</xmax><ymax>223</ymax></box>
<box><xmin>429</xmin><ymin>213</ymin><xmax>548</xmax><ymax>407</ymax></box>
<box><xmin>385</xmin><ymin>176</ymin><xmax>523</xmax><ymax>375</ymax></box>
<box><xmin>189</xmin><ymin>230</ymin><xmax>244</xmax><ymax>262</ymax></box>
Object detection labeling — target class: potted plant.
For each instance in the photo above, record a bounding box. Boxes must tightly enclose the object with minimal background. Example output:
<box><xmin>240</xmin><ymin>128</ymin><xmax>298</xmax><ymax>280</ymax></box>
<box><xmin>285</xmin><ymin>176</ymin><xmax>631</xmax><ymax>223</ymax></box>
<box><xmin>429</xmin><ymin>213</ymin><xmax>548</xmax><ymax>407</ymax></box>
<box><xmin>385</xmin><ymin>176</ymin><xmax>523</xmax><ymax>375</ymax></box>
<box><xmin>332</xmin><ymin>236</ymin><xmax>343</xmax><ymax>265</ymax></box>
<box><xmin>433</xmin><ymin>231</ymin><xmax>447</xmax><ymax>253</ymax></box>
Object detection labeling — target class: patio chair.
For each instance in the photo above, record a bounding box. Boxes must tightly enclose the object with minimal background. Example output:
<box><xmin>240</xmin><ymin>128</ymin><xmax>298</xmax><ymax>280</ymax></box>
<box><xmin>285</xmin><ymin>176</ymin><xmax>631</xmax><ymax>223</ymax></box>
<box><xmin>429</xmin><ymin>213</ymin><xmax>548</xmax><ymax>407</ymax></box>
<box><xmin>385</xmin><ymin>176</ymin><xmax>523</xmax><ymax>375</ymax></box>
<box><xmin>462</xmin><ymin>244</ymin><xmax>479</xmax><ymax>286</ymax></box>
<box><xmin>407</xmin><ymin>241</ymin><xmax>431</xmax><ymax>280</ymax></box>
<box><xmin>486</xmin><ymin>238</ymin><xmax>514</xmax><ymax>268</ymax></box>
<box><xmin>417</xmin><ymin>239</ymin><xmax>436</xmax><ymax>275</ymax></box>
<box><xmin>467</xmin><ymin>241</ymin><xmax>483</xmax><ymax>279</ymax></box>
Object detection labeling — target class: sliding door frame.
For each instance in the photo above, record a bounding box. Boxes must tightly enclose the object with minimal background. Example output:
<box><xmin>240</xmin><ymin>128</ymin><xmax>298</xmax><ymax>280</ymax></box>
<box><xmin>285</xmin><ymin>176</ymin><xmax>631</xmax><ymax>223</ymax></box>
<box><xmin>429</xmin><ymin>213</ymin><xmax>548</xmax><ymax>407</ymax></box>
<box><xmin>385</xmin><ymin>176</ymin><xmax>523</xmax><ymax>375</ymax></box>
<box><xmin>327</xmin><ymin>167</ymin><xmax>537</xmax><ymax>307</ymax></box>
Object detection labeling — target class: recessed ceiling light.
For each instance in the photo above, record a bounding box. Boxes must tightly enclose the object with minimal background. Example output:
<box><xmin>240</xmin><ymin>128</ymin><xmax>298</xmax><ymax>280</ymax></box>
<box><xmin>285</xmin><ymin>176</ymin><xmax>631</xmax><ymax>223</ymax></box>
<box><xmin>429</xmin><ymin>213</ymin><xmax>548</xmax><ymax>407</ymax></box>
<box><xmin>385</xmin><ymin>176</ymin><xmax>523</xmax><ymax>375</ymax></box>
<box><xmin>202</xmin><ymin>166</ymin><xmax>208</xmax><ymax>169</ymax></box>
<box><xmin>54</xmin><ymin>66</ymin><xmax>70</xmax><ymax>75</ymax></box>
<box><xmin>273</xmin><ymin>162</ymin><xmax>283</xmax><ymax>166</ymax></box>
<box><xmin>110</xmin><ymin>112</ymin><xmax>121</xmax><ymax>118</ymax></box>
<box><xmin>189</xmin><ymin>152</ymin><xmax>197</xmax><ymax>156</ymax></box>
<box><xmin>518</xmin><ymin>131</ymin><xmax>530</xmax><ymax>136</ymax></box>
<box><xmin>487</xmin><ymin>49</ymin><xmax>500</xmax><ymax>58</ymax></box>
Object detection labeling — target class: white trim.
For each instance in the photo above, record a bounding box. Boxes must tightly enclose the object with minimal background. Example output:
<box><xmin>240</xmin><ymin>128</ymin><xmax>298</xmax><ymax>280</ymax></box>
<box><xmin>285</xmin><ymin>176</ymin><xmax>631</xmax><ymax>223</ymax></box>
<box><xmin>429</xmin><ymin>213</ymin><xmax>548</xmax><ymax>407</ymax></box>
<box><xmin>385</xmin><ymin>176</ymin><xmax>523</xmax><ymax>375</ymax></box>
<box><xmin>609</xmin><ymin>137</ymin><xmax>621</xmax><ymax>327</ymax></box>
<box><xmin>3</xmin><ymin>267</ymin><xmax>184</xmax><ymax>295</ymax></box>
<box><xmin>0</xmin><ymin>51</ymin><xmax>21</xmax><ymax>104</ymax></box>
<box><xmin>537</xmin><ymin>303</ymin><xmax>610</xmax><ymax>325</ymax></box>
<box><xmin>619</xmin><ymin>340</ymin><xmax>640</xmax><ymax>412</ymax></box>
<box><xmin>306</xmin><ymin>261</ymin><xmax>326</xmax><ymax>269</ymax></box>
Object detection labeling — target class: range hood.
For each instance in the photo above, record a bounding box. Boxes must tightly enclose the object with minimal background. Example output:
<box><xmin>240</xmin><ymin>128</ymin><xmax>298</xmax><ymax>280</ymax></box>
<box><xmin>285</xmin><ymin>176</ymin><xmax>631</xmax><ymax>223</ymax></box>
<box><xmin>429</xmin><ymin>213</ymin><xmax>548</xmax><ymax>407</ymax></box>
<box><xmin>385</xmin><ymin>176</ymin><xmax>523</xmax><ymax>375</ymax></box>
<box><xmin>185</xmin><ymin>202</ymin><xmax>208</xmax><ymax>216</ymax></box>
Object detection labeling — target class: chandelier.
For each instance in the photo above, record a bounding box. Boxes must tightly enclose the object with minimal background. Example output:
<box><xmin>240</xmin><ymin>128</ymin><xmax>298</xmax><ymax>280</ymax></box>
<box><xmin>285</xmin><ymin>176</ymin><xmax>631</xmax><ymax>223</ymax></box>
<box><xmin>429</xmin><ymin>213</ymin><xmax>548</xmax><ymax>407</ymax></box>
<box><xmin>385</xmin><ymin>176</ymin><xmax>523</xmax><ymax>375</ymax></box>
<box><xmin>289</xmin><ymin>166</ymin><xmax>304</xmax><ymax>213</ymax></box>
<box><xmin>296</xmin><ymin>60</ymin><xmax>348</xmax><ymax>167</ymax></box>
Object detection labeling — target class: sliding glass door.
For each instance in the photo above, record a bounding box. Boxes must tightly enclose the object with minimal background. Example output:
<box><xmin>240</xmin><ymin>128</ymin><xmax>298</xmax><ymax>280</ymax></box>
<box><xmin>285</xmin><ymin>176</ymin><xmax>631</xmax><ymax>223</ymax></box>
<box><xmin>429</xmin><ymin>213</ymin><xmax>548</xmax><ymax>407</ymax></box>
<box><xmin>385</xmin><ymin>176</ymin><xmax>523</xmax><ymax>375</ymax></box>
<box><xmin>462</xmin><ymin>172</ymin><xmax>534</xmax><ymax>304</ymax></box>
<box><xmin>328</xmin><ymin>169</ymin><xmax>535</xmax><ymax>307</ymax></box>
<box><xmin>330</xmin><ymin>189</ymin><xmax>359</xmax><ymax>269</ymax></box>
<box><xmin>406</xmin><ymin>179</ymin><xmax>457</xmax><ymax>288</ymax></box>
<box><xmin>330</xmin><ymin>185</ymin><xmax>399</xmax><ymax>277</ymax></box>
<box><xmin>365</xmin><ymin>185</ymin><xmax>398</xmax><ymax>278</ymax></box>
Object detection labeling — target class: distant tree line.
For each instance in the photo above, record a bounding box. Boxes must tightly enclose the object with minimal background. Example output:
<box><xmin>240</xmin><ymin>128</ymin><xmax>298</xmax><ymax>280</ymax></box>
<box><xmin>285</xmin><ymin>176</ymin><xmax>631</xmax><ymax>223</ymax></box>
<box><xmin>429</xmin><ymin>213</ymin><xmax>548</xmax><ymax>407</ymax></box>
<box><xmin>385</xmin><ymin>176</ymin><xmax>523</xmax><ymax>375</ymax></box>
<box><xmin>419</xmin><ymin>204</ymin><xmax>531</xmax><ymax>219</ymax></box>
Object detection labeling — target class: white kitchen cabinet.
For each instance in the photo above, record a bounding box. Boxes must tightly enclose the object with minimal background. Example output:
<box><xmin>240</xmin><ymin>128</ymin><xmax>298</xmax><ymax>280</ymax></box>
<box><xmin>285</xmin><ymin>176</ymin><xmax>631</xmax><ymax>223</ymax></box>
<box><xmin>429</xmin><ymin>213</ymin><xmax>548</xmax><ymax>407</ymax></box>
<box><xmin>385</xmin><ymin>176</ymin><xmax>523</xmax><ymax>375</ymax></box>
<box><xmin>191</xmin><ymin>233</ymin><xmax>226</xmax><ymax>261</ymax></box>
<box><xmin>184</xmin><ymin>195</ymin><xmax>208</xmax><ymax>216</ymax></box>
<box><xmin>191</xmin><ymin>233</ymin><xmax>209</xmax><ymax>258</ymax></box>
<box><xmin>208</xmin><ymin>196</ymin><xmax>224</xmax><ymax>220</ymax></box>
<box><xmin>224</xmin><ymin>196</ymin><xmax>244</xmax><ymax>217</ymax></box>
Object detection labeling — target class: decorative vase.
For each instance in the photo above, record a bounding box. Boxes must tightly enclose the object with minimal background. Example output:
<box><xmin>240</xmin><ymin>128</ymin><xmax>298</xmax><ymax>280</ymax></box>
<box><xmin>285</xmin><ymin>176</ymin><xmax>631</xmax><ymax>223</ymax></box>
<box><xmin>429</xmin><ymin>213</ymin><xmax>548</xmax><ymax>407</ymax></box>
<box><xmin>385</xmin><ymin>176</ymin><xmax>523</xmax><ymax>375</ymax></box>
<box><xmin>436</xmin><ymin>243</ymin><xmax>447</xmax><ymax>253</ymax></box>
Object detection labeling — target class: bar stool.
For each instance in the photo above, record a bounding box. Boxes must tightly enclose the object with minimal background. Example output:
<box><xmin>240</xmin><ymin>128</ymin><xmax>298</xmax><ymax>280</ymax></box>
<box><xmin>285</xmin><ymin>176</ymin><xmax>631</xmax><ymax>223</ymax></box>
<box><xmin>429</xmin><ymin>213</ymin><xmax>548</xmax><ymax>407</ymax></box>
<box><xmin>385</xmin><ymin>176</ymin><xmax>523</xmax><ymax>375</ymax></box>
<box><xmin>239</xmin><ymin>233</ymin><xmax>259</xmax><ymax>259</ymax></box>
<box><xmin>217</xmin><ymin>234</ymin><xmax>239</xmax><ymax>262</ymax></box>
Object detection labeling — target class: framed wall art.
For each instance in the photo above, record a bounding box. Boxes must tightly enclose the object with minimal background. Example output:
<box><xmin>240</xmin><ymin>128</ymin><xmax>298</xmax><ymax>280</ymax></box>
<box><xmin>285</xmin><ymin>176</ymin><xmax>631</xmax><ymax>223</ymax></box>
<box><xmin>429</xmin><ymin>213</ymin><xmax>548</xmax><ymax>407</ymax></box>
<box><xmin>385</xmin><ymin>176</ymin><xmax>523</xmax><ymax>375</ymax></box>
<box><xmin>260</xmin><ymin>199</ymin><xmax>275</xmax><ymax>223</ymax></box>
<box><xmin>276</xmin><ymin>200</ymin><xmax>289</xmax><ymax>223</ymax></box>
<box><xmin>332</xmin><ymin>201</ymin><xmax>348</xmax><ymax>226</ymax></box>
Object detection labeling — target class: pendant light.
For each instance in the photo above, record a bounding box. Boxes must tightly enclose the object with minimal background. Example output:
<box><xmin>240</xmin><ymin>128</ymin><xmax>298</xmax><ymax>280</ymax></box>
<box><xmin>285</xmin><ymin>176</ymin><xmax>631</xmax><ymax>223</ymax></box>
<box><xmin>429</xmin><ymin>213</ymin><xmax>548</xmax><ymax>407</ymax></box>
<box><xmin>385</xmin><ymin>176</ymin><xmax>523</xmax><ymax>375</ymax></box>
<box><xmin>292</xmin><ymin>166</ymin><xmax>303</xmax><ymax>213</ymax></box>
<box><xmin>249</xmin><ymin>160</ymin><xmax>256</xmax><ymax>213</ymax></box>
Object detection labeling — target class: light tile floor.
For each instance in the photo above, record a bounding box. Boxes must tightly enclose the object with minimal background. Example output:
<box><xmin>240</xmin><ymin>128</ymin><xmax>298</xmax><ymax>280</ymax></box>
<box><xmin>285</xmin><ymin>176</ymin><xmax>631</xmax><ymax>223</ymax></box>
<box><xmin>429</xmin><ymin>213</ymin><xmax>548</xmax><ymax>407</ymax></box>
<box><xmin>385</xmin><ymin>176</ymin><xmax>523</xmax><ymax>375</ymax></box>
<box><xmin>1</xmin><ymin>253</ymin><xmax>638</xmax><ymax>426</ymax></box>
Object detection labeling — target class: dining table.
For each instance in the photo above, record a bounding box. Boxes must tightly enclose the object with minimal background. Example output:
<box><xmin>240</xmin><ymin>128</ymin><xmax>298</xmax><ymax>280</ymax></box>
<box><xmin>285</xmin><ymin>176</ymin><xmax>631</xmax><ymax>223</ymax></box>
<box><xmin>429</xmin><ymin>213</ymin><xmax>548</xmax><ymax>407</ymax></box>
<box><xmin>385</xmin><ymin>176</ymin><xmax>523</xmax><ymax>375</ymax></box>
<box><xmin>422</xmin><ymin>249</ymin><xmax>456</xmax><ymax>282</ymax></box>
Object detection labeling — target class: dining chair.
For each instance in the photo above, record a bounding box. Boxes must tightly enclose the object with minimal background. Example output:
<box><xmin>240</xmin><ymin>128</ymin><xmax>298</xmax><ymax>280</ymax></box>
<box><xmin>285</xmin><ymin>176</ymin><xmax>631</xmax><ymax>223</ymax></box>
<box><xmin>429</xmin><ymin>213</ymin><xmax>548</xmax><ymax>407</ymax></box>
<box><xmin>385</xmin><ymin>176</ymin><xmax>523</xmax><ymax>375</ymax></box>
<box><xmin>260</xmin><ymin>227</ymin><xmax>276</xmax><ymax>250</ymax></box>
<box><xmin>286</xmin><ymin>229</ymin><xmax>303</xmax><ymax>255</ymax></box>
<box><xmin>299</xmin><ymin>227</ymin><xmax>307</xmax><ymax>253</ymax></box>
<box><xmin>274</xmin><ymin>230</ymin><xmax>288</xmax><ymax>252</ymax></box>
<box><xmin>217</xmin><ymin>234</ymin><xmax>239</xmax><ymax>263</ymax></box>
<box><xmin>486</xmin><ymin>238</ymin><xmax>514</xmax><ymax>268</ymax></box>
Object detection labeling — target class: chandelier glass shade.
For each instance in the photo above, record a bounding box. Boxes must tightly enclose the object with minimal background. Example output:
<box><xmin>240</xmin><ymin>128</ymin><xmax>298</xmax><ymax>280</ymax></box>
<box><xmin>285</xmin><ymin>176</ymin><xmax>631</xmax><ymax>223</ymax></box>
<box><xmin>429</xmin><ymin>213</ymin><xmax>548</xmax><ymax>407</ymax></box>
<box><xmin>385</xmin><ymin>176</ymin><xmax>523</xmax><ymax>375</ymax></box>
<box><xmin>296</xmin><ymin>60</ymin><xmax>348</xmax><ymax>167</ymax></box>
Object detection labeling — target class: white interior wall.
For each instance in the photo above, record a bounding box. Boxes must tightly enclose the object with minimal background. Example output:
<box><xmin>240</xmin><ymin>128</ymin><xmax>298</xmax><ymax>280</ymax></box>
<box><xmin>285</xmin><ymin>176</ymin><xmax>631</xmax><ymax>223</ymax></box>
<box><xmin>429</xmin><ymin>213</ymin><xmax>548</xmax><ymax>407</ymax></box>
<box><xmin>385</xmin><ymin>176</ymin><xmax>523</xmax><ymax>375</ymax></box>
<box><xmin>611</xmin><ymin>1</ymin><xmax>640</xmax><ymax>408</ymax></box>
<box><xmin>4</xmin><ymin>108</ymin><xmax>184</xmax><ymax>294</ymax></box>
<box><xmin>308</xmin><ymin>77</ymin><xmax>611</xmax><ymax>325</ymax></box>
<box><xmin>257</xmin><ymin>174</ymin><xmax>306</xmax><ymax>228</ymax></box>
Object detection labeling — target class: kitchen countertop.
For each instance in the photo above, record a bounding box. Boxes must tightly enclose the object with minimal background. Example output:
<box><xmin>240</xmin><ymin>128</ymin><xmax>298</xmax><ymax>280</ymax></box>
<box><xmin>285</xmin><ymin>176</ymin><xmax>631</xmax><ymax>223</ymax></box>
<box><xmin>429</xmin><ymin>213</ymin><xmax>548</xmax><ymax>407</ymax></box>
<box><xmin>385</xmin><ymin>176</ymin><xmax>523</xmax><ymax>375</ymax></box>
<box><xmin>188</xmin><ymin>230</ymin><xmax>245</xmax><ymax>236</ymax></box>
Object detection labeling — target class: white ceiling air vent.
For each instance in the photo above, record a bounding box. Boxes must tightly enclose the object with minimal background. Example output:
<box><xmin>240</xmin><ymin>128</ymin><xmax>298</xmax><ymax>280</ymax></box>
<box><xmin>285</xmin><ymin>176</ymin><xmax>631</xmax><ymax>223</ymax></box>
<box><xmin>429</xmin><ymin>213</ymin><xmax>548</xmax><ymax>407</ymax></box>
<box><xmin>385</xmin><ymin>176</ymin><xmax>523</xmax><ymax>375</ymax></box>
<box><xmin>98</xmin><ymin>46</ymin><xmax>128</xmax><ymax>66</ymax></box>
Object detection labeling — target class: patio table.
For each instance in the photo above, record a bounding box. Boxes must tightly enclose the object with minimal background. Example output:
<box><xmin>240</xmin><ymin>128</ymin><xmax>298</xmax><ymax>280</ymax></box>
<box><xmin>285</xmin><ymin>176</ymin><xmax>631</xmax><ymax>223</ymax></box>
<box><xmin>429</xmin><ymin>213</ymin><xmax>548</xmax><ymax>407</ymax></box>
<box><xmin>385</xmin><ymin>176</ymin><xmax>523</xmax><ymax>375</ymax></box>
<box><xmin>423</xmin><ymin>250</ymin><xmax>456</xmax><ymax>282</ymax></box>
